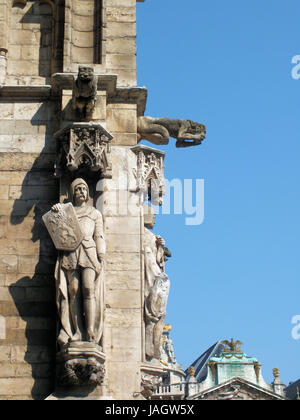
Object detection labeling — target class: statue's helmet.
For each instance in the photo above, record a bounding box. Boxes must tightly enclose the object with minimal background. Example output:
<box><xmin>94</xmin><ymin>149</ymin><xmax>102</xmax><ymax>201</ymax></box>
<box><xmin>70</xmin><ymin>178</ymin><xmax>89</xmax><ymax>202</ymax></box>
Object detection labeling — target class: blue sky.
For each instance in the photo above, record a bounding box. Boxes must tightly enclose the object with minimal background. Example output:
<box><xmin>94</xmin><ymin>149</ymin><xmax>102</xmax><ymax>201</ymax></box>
<box><xmin>137</xmin><ymin>0</ymin><xmax>300</xmax><ymax>385</ymax></box>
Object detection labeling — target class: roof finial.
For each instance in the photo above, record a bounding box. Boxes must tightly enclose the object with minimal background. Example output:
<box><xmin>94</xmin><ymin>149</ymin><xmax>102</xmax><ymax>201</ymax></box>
<box><xmin>187</xmin><ymin>366</ymin><xmax>195</xmax><ymax>378</ymax></box>
<box><xmin>273</xmin><ymin>368</ymin><xmax>280</xmax><ymax>380</ymax></box>
<box><xmin>221</xmin><ymin>338</ymin><xmax>243</xmax><ymax>353</ymax></box>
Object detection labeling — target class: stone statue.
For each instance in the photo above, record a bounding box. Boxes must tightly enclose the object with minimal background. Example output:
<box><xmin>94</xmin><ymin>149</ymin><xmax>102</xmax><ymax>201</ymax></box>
<box><xmin>160</xmin><ymin>324</ymin><xmax>180</xmax><ymax>368</ymax></box>
<box><xmin>46</xmin><ymin>178</ymin><xmax>105</xmax><ymax>348</ymax></box>
<box><xmin>72</xmin><ymin>66</ymin><xmax>98</xmax><ymax>117</ymax></box>
<box><xmin>143</xmin><ymin>205</ymin><xmax>170</xmax><ymax>361</ymax></box>
<box><xmin>137</xmin><ymin>116</ymin><xmax>206</xmax><ymax>148</ymax></box>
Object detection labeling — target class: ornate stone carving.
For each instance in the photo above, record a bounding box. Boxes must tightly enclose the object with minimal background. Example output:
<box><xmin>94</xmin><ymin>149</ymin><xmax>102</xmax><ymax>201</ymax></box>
<box><xmin>143</xmin><ymin>205</ymin><xmax>170</xmax><ymax>361</ymax></box>
<box><xmin>141</xmin><ymin>374</ymin><xmax>162</xmax><ymax>399</ymax></box>
<box><xmin>216</xmin><ymin>385</ymin><xmax>242</xmax><ymax>400</ymax></box>
<box><xmin>58</xmin><ymin>357</ymin><xmax>105</xmax><ymax>386</ymax></box>
<box><xmin>132</xmin><ymin>145</ymin><xmax>165</xmax><ymax>206</ymax></box>
<box><xmin>72</xmin><ymin>66</ymin><xmax>98</xmax><ymax>118</ymax></box>
<box><xmin>54</xmin><ymin>123</ymin><xmax>113</xmax><ymax>178</ymax></box>
<box><xmin>42</xmin><ymin>203</ymin><xmax>83</xmax><ymax>252</ymax></box>
<box><xmin>137</xmin><ymin>116</ymin><xmax>206</xmax><ymax>148</ymax></box>
<box><xmin>57</xmin><ymin>342</ymin><xmax>106</xmax><ymax>387</ymax></box>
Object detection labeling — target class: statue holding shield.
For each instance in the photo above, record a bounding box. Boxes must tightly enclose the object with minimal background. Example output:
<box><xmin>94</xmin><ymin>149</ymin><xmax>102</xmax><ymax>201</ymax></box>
<box><xmin>43</xmin><ymin>178</ymin><xmax>105</xmax><ymax>349</ymax></box>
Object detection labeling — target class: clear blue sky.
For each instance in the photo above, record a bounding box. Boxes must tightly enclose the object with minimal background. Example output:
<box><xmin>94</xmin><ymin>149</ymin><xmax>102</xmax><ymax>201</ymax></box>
<box><xmin>137</xmin><ymin>0</ymin><xmax>300</xmax><ymax>386</ymax></box>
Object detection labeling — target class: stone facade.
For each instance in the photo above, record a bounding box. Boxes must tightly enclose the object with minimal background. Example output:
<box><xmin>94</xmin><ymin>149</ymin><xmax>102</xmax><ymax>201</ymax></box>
<box><xmin>0</xmin><ymin>1</ymin><xmax>291</xmax><ymax>402</ymax></box>
<box><xmin>185</xmin><ymin>340</ymin><xmax>287</xmax><ymax>400</ymax></box>
<box><xmin>0</xmin><ymin>0</ymin><xmax>146</xmax><ymax>400</ymax></box>
<box><xmin>0</xmin><ymin>0</ymin><xmax>209</xmax><ymax>401</ymax></box>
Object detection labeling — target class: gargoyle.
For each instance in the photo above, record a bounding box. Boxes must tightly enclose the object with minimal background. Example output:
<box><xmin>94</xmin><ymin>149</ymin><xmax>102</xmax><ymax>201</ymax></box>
<box><xmin>72</xmin><ymin>66</ymin><xmax>98</xmax><ymax>118</ymax></box>
<box><xmin>137</xmin><ymin>116</ymin><xmax>206</xmax><ymax>148</ymax></box>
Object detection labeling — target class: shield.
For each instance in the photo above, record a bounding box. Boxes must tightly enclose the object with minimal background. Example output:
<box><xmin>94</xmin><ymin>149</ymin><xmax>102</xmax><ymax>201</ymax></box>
<box><xmin>43</xmin><ymin>203</ymin><xmax>83</xmax><ymax>251</ymax></box>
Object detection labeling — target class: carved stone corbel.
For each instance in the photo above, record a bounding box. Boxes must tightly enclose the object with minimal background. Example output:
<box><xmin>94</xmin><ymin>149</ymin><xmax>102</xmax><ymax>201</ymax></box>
<box><xmin>56</xmin><ymin>342</ymin><xmax>106</xmax><ymax>387</ymax></box>
<box><xmin>54</xmin><ymin>123</ymin><xmax>113</xmax><ymax>178</ymax></box>
<box><xmin>141</xmin><ymin>374</ymin><xmax>162</xmax><ymax>399</ymax></box>
<box><xmin>131</xmin><ymin>145</ymin><xmax>165</xmax><ymax>206</ymax></box>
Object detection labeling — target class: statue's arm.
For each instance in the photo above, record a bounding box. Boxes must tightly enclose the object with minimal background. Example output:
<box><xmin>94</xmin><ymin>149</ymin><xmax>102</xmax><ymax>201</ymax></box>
<box><xmin>156</xmin><ymin>236</ymin><xmax>166</xmax><ymax>268</ymax></box>
<box><xmin>51</xmin><ymin>203</ymin><xmax>63</xmax><ymax>212</ymax></box>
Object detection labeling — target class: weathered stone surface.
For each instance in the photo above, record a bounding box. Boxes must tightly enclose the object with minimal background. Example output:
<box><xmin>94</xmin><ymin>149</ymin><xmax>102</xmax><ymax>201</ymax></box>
<box><xmin>106</xmin><ymin>38</ymin><xmax>136</xmax><ymax>55</ymax></box>
<box><xmin>105</xmin><ymin>252</ymin><xmax>140</xmax><ymax>271</ymax></box>
<box><xmin>107</xmin><ymin>7</ymin><xmax>136</xmax><ymax>23</ymax></box>
<box><xmin>107</xmin><ymin>107</ymin><xmax>137</xmax><ymax>133</ymax></box>
<box><xmin>105</xmin><ymin>216</ymin><xmax>140</xmax><ymax>234</ymax></box>
<box><xmin>0</xmin><ymin>153</ymin><xmax>55</xmax><ymax>171</ymax></box>
<box><xmin>0</xmin><ymin>255</ymin><xmax>18</xmax><ymax>274</ymax></box>
<box><xmin>106</xmin><ymin>53</ymin><xmax>136</xmax><ymax>70</ymax></box>
<box><xmin>106</xmin><ymin>289</ymin><xmax>141</xmax><ymax>309</ymax></box>
<box><xmin>105</xmin><ymin>308</ymin><xmax>141</xmax><ymax>327</ymax></box>
<box><xmin>0</xmin><ymin>0</ymin><xmax>145</xmax><ymax>401</ymax></box>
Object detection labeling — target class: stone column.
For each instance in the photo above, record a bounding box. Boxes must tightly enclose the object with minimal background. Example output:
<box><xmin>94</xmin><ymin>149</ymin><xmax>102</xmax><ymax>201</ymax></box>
<box><xmin>99</xmin><ymin>145</ymin><xmax>144</xmax><ymax>400</ymax></box>
<box><xmin>0</xmin><ymin>0</ymin><xmax>9</xmax><ymax>85</ymax></box>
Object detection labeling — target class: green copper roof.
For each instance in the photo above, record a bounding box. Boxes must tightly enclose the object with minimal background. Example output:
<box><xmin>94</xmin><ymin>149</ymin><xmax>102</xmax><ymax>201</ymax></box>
<box><xmin>210</xmin><ymin>351</ymin><xmax>258</xmax><ymax>364</ymax></box>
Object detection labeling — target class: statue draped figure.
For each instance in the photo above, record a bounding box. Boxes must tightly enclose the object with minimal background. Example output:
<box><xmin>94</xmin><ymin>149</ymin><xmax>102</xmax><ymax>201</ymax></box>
<box><xmin>143</xmin><ymin>205</ymin><xmax>170</xmax><ymax>361</ymax></box>
<box><xmin>49</xmin><ymin>178</ymin><xmax>106</xmax><ymax>348</ymax></box>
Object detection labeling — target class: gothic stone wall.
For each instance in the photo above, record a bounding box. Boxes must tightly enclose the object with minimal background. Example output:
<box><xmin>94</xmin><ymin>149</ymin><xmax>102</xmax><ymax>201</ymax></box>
<box><xmin>0</xmin><ymin>0</ymin><xmax>142</xmax><ymax>400</ymax></box>
<box><xmin>6</xmin><ymin>2</ymin><xmax>53</xmax><ymax>85</ymax></box>
<box><xmin>0</xmin><ymin>99</ymin><xmax>59</xmax><ymax>400</ymax></box>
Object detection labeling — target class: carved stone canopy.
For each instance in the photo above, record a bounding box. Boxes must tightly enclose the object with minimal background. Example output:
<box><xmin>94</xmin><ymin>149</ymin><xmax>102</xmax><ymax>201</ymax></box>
<box><xmin>54</xmin><ymin>123</ymin><xmax>113</xmax><ymax>178</ymax></box>
<box><xmin>131</xmin><ymin>145</ymin><xmax>165</xmax><ymax>206</ymax></box>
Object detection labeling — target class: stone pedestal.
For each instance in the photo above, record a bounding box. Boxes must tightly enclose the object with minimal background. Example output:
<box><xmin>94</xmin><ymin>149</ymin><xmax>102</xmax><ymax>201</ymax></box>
<box><xmin>45</xmin><ymin>342</ymin><xmax>109</xmax><ymax>400</ymax></box>
<box><xmin>56</xmin><ymin>341</ymin><xmax>106</xmax><ymax>387</ymax></box>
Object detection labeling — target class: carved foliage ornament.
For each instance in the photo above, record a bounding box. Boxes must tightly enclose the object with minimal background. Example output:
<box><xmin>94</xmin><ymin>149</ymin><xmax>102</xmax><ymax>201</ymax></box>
<box><xmin>55</xmin><ymin>124</ymin><xmax>113</xmax><ymax>178</ymax></box>
<box><xmin>58</xmin><ymin>357</ymin><xmax>105</xmax><ymax>387</ymax></box>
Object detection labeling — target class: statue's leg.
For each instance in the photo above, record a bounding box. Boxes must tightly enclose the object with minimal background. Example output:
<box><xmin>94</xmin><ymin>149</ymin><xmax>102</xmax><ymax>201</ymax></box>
<box><xmin>66</xmin><ymin>270</ymin><xmax>82</xmax><ymax>341</ymax></box>
<box><xmin>86</xmin><ymin>98</ymin><xmax>96</xmax><ymax>114</ymax></box>
<box><xmin>153</xmin><ymin>315</ymin><xmax>165</xmax><ymax>360</ymax></box>
<box><xmin>145</xmin><ymin>320</ymin><xmax>155</xmax><ymax>360</ymax></box>
<box><xmin>82</xmin><ymin>268</ymin><xmax>96</xmax><ymax>342</ymax></box>
<box><xmin>146</xmin><ymin>124</ymin><xmax>170</xmax><ymax>145</ymax></box>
